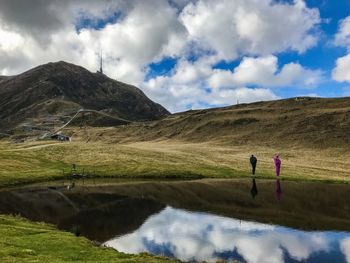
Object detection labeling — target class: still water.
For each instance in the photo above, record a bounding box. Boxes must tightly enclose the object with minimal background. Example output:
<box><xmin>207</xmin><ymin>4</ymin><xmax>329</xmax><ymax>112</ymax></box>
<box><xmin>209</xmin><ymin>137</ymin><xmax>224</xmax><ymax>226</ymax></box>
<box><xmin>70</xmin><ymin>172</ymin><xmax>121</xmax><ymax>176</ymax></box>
<box><xmin>105</xmin><ymin>206</ymin><xmax>350</xmax><ymax>263</ymax></box>
<box><xmin>2</xmin><ymin>177</ymin><xmax>350</xmax><ymax>262</ymax></box>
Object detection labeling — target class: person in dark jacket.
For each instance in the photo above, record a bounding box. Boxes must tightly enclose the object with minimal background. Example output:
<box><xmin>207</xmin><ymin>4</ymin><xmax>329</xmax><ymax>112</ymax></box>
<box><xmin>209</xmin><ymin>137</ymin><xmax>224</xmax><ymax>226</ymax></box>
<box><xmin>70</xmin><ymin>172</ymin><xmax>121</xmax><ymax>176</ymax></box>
<box><xmin>250</xmin><ymin>155</ymin><xmax>257</xmax><ymax>175</ymax></box>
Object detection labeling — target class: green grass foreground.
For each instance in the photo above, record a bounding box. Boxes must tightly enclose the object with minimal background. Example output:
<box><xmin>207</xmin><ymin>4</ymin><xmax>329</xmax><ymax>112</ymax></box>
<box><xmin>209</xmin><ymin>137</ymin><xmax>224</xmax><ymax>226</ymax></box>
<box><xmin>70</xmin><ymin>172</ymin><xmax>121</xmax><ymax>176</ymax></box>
<box><xmin>0</xmin><ymin>215</ymin><xmax>175</xmax><ymax>263</ymax></box>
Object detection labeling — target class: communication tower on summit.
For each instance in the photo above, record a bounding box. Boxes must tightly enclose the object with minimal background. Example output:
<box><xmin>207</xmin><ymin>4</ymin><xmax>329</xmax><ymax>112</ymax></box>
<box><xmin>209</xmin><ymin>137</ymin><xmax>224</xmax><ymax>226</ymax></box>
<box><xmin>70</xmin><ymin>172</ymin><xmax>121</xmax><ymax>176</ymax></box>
<box><xmin>97</xmin><ymin>49</ymin><xmax>103</xmax><ymax>74</ymax></box>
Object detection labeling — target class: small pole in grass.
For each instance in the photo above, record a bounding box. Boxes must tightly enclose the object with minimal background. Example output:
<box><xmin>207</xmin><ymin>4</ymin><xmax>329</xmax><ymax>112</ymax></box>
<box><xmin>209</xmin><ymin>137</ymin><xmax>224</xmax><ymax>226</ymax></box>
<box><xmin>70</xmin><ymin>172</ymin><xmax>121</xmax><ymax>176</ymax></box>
<box><xmin>62</xmin><ymin>169</ymin><xmax>65</xmax><ymax>186</ymax></box>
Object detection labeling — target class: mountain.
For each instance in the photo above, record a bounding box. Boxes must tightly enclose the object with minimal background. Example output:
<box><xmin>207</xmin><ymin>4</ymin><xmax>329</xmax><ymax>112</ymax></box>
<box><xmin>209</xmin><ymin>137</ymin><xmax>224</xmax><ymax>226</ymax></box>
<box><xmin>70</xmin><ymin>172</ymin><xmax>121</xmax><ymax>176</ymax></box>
<box><xmin>105</xmin><ymin>97</ymin><xmax>350</xmax><ymax>148</ymax></box>
<box><xmin>0</xmin><ymin>61</ymin><xmax>169</xmax><ymax>132</ymax></box>
<box><xmin>2</xmin><ymin>61</ymin><xmax>349</xmax><ymax>149</ymax></box>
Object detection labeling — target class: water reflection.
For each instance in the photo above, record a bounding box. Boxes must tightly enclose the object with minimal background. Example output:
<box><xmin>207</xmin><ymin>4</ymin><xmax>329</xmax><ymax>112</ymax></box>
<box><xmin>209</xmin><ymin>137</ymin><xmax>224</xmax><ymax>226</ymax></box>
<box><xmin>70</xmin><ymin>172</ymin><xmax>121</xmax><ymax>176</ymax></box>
<box><xmin>250</xmin><ymin>178</ymin><xmax>258</xmax><ymax>199</ymax></box>
<box><xmin>276</xmin><ymin>178</ymin><xmax>282</xmax><ymax>201</ymax></box>
<box><xmin>105</xmin><ymin>207</ymin><xmax>350</xmax><ymax>263</ymax></box>
<box><xmin>341</xmin><ymin>238</ymin><xmax>350</xmax><ymax>263</ymax></box>
<box><xmin>249</xmin><ymin>178</ymin><xmax>282</xmax><ymax>201</ymax></box>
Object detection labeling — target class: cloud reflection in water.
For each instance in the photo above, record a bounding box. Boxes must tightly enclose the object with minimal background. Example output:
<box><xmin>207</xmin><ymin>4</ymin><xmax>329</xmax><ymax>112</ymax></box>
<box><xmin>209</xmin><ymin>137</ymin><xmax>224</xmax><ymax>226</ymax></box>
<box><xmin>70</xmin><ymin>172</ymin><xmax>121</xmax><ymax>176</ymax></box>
<box><xmin>104</xmin><ymin>207</ymin><xmax>349</xmax><ymax>263</ymax></box>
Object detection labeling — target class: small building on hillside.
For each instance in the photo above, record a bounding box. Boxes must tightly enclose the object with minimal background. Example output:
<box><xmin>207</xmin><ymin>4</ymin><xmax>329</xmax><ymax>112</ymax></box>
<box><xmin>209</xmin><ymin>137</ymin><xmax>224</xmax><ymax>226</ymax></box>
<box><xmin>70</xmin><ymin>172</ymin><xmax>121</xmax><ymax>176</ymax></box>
<box><xmin>51</xmin><ymin>133</ymin><xmax>71</xmax><ymax>142</ymax></box>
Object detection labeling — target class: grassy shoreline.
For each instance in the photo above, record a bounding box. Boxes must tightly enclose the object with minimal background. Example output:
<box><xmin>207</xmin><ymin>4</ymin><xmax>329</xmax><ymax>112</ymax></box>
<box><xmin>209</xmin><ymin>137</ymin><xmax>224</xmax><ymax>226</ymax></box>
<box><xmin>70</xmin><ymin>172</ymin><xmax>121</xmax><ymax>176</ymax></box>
<box><xmin>0</xmin><ymin>215</ymin><xmax>176</xmax><ymax>263</ymax></box>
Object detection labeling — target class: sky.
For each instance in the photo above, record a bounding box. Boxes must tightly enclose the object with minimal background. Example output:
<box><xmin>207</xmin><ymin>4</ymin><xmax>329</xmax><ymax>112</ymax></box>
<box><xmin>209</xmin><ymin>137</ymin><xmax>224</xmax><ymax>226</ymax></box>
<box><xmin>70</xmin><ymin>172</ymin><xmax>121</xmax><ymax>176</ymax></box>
<box><xmin>0</xmin><ymin>0</ymin><xmax>350</xmax><ymax>112</ymax></box>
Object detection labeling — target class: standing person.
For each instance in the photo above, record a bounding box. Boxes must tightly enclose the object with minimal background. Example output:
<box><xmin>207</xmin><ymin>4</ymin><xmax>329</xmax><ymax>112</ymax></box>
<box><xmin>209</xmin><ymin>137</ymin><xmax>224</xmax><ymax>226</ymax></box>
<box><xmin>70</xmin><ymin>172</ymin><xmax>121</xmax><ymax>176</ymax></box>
<box><xmin>250</xmin><ymin>155</ymin><xmax>257</xmax><ymax>175</ymax></box>
<box><xmin>273</xmin><ymin>155</ymin><xmax>281</xmax><ymax>177</ymax></box>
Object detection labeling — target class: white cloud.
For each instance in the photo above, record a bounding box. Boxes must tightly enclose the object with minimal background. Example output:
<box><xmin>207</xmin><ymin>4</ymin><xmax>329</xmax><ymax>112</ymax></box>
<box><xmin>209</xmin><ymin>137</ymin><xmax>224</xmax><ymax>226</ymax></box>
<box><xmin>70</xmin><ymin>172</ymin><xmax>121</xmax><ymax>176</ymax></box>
<box><xmin>0</xmin><ymin>0</ymin><xmax>324</xmax><ymax>111</ymax></box>
<box><xmin>0</xmin><ymin>28</ymin><xmax>24</xmax><ymax>51</ymax></box>
<box><xmin>142</xmin><ymin>58</ymin><xmax>280</xmax><ymax>112</ymax></box>
<box><xmin>142</xmin><ymin>54</ymin><xmax>323</xmax><ymax>112</ymax></box>
<box><xmin>208</xmin><ymin>55</ymin><xmax>322</xmax><ymax>89</ymax></box>
<box><xmin>333</xmin><ymin>16</ymin><xmax>350</xmax><ymax>83</ymax></box>
<box><xmin>180</xmin><ymin>0</ymin><xmax>320</xmax><ymax>61</ymax></box>
<box><xmin>335</xmin><ymin>16</ymin><xmax>350</xmax><ymax>49</ymax></box>
<box><xmin>232</xmin><ymin>56</ymin><xmax>278</xmax><ymax>85</ymax></box>
<box><xmin>332</xmin><ymin>53</ymin><xmax>350</xmax><ymax>83</ymax></box>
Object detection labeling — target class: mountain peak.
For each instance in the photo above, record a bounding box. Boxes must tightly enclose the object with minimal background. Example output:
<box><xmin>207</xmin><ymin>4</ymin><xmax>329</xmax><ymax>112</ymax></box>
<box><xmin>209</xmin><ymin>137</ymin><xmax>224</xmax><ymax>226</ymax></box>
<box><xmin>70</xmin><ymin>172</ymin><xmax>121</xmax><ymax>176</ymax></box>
<box><xmin>24</xmin><ymin>61</ymin><xmax>91</xmax><ymax>76</ymax></box>
<box><xmin>0</xmin><ymin>62</ymin><xmax>169</xmax><ymax>131</ymax></box>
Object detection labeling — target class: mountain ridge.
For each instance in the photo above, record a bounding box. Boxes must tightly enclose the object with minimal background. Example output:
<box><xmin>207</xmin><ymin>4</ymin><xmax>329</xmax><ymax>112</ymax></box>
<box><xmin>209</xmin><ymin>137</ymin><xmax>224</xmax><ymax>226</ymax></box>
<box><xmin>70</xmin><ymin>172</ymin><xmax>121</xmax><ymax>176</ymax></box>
<box><xmin>0</xmin><ymin>61</ymin><xmax>169</xmax><ymax>132</ymax></box>
<box><xmin>96</xmin><ymin>96</ymin><xmax>350</xmax><ymax>148</ymax></box>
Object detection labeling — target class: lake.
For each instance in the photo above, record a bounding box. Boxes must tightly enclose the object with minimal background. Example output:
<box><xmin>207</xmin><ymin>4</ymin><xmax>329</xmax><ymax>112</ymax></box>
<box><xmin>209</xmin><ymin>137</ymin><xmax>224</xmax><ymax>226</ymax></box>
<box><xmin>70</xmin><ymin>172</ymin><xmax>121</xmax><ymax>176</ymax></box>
<box><xmin>0</xmin><ymin>178</ymin><xmax>349</xmax><ymax>262</ymax></box>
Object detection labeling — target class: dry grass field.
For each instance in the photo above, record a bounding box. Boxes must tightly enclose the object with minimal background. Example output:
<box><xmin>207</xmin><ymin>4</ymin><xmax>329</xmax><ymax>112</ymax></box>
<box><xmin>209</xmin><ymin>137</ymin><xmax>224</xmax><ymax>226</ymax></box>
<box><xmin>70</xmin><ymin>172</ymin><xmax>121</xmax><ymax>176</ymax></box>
<box><xmin>1</xmin><ymin>136</ymin><xmax>349</xmax><ymax>188</ymax></box>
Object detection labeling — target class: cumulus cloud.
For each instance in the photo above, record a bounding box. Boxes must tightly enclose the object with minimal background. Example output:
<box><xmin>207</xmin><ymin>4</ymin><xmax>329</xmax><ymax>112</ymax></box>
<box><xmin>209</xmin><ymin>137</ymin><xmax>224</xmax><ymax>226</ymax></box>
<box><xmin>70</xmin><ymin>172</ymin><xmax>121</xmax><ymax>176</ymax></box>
<box><xmin>142</xmin><ymin>58</ymin><xmax>280</xmax><ymax>112</ymax></box>
<box><xmin>332</xmin><ymin>53</ymin><xmax>350</xmax><ymax>83</ymax></box>
<box><xmin>104</xmin><ymin>206</ymin><xmax>336</xmax><ymax>263</ymax></box>
<box><xmin>180</xmin><ymin>0</ymin><xmax>320</xmax><ymax>61</ymax></box>
<box><xmin>0</xmin><ymin>0</ymin><xmax>323</xmax><ymax>111</ymax></box>
<box><xmin>84</xmin><ymin>0</ymin><xmax>188</xmax><ymax>84</ymax></box>
<box><xmin>0</xmin><ymin>0</ymin><xmax>132</xmax><ymax>46</ymax></box>
<box><xmin>209</xmin><ymin>55</ymin><xmax>323</xmax><ymax>89</ymax></box>
<box><xmin>142</xmin><ymin>54</ymin><xmax>324</xmax><ymax>112</ymax></box>
<box><xmin>335</xmin><ymin>16</ymin><xmax>350</xmax><ymax>48</ymax></box>
<box><xmin>333</xmin><ymin>16</ymin><xmax>350</xmax><ymax>83</ymax></box>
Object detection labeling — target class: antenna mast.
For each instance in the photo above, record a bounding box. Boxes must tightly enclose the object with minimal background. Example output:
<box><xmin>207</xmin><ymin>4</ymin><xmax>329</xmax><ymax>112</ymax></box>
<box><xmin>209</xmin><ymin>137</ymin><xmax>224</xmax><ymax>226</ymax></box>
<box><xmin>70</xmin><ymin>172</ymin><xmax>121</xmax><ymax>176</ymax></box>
<box><xmin>99</xmin><ymin>49</ymin><xmax>103</xmax><ymax>74</ymax></box>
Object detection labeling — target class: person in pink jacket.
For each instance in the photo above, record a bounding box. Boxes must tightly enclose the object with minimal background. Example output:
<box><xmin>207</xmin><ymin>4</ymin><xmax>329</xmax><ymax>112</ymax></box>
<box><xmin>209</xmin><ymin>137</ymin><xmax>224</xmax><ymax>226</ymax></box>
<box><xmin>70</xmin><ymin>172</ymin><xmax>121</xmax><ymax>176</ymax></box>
<box><xmin>273</xmin><ymin>154</ymin><xmax>281</xmax><ymax>177</ymax></box>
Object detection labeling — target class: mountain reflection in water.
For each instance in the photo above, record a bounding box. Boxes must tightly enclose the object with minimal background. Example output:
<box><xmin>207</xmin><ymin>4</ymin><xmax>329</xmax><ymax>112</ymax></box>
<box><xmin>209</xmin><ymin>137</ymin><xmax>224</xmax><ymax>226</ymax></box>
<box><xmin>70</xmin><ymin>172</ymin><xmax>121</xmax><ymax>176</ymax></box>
<box><xmin>105</xmin><ymin>206</ymin><xmax>350</xmax><ymax>263</ymax></box>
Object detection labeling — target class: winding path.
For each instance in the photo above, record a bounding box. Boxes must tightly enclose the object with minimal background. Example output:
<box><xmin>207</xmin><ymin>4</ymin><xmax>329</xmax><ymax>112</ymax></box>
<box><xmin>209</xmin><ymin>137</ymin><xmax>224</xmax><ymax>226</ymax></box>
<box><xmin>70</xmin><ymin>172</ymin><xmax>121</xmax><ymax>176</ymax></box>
<box><xmin>51</xmin><ymin>108</ymin><xmax>132</xmax><ymax>135</ymax></box>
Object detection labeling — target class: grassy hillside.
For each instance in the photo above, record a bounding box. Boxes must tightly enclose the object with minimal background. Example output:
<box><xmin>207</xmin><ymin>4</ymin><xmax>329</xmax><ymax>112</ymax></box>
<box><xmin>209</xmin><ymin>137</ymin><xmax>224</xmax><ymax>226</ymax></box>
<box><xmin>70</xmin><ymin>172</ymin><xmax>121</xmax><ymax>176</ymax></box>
<box><xmin>104</xmin><ymin>97</ymin><xmax>350</xmax><ymax>148</ymax></box>
<box><xmin>0</xmin><ymin>215</ymin><xmax>175</xmax><ymax>262</ymax></box>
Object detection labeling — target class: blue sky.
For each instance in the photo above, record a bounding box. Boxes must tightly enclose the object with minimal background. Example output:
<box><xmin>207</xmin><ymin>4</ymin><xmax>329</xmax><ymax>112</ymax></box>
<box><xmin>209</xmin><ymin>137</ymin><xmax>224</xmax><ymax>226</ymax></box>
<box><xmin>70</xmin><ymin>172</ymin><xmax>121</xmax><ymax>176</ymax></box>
<box><xmin>0</xmin><ymin>0</ymin><xmax>350</xmax><ymax>112</ymax></box>
<box><xmin>276</xmin><ymin>0</ymin><xmax>350</xmax><ymax>98</ymax></box>
<box><xmin>143</xmin><ymin>0</ymin><xmax>350</xmax><ymax>101</ymax></box>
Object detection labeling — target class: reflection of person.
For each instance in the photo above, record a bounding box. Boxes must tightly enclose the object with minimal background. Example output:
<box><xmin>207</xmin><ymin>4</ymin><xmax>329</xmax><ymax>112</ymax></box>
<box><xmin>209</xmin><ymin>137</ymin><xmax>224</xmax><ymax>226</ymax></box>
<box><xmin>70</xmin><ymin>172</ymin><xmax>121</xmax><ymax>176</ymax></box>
<box><xmin>250</xmin><ymin>155</ymin><xmax>257</xmax><ymax>175</ymax></box>
<box><xmin>273</xmin><ymin>155</ymin><xmax>281</xmax><ymax>177</ymax></box>
<box><xmin>250</xmin><ymin>178</ymin><xmax>258</xmax><ymax>199</ymax></box>
<box><xmin>276</xmin><ymin>178</ymin><xmax>282</xmax><ymax>201</ymax></box>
